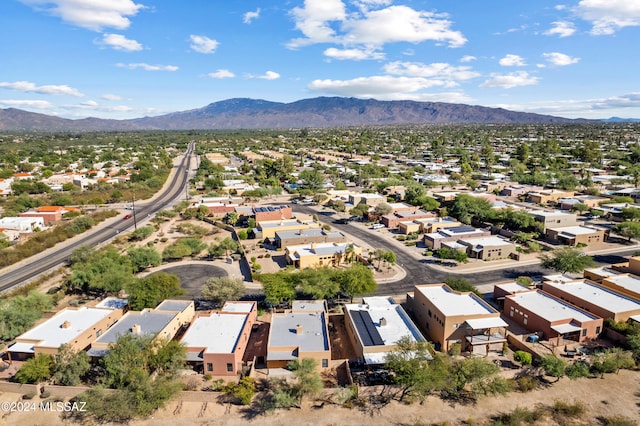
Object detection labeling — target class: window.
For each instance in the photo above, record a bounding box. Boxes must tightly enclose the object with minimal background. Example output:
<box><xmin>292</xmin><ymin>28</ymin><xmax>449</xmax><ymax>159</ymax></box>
<box><xmin>596</xmin><ymin>326</ymin><xmax>601</xmax><ymax>334</ymax></box>
<box><xmin>96</xmin><ymin>329</ymin><xmax>102</xmax><ymax>337</ymax></box>
<box><xmin>582</xmin><ymin>329</ymin><xmax>587</xmax><ymax>337</ymax></box>
<box><xmin>523</xmin><ymin>317</ymin><xmax>528</xmax><ymax>325</ymax></box>
<box><xmin>227</xmin><ymin>363</ymin><xmax>233</xmax><ymax>372</ymax></box>
<box><xmin>322</xmin><ymin>359</ymin><xmax>328</xmax><ymax>368</ymax></box>
<box><xmin>206</xmin><ymin>363</ymin><xmax>213</xmax><ymax>372</ymax></box>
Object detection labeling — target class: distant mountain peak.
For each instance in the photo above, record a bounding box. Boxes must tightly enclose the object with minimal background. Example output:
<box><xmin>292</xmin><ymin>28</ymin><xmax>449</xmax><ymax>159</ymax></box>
<box><xmin>0</xmin><ymin>96</ymin><xmax>591</xmax><ymax>132</ymax></box>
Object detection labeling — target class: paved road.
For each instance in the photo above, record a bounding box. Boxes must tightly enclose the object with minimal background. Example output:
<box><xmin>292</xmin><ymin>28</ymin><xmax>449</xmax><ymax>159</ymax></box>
<box><xmin>0</xmin><ymin>142</ymin><xmax>196</xmax><ymax>293</ymax></box>
<box><xmin>293</xmin><ymin>204</ymin><xmax>637</xmax><ymax>296</ymax></box>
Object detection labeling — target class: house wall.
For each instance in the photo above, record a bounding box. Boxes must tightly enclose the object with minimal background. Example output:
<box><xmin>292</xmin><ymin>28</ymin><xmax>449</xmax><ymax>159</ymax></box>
<box><xmin>545</xmin><ymin>228</ymin><xmax>605</xmax><ymax>245</ymax></box>
<box><xmin>503</xmin><ymin>293</ymin><xmax>602</xmax><ymax>342</ymax></box>
<box><xmin>19</xmin><ymin>308</ymin><xmax>124</xmax><ymax>359</ymax></box>
<box><xmin>423</xmin><ymin>229</ymin><xmax>491</xmax><ymax>250</ymax></box>
<box><xmin>541</xmin><ymin>282</ymin><xmax>640</xmax><ymax>322</ymax></box>
<box><xmin>409</xmin><ymin>286</ymin><xmax>501</xmax><ymax>351</ymax></box>
<box><xmin>600</xmin><ymin>276</ymin><xmax>640</xmax><ymax>302</ymax></box>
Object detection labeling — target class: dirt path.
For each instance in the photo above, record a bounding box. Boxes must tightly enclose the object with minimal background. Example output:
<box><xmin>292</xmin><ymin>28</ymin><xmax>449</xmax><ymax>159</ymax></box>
<box><xmin>4</xmin><ymin>369</ymin><xmax>638</xmax><ymax>425</ymax></box>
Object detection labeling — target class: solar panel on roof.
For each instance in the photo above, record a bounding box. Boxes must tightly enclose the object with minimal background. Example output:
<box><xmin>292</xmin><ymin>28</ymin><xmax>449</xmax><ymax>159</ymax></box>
<box><xmin>351</xmin><ymin>310</ymin><xmax>385</xmax><ymax>347</ymax></box>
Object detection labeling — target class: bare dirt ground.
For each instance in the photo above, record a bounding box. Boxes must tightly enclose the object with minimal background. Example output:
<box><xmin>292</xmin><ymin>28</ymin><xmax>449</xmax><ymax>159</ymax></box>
<box><xmin>3</xmin><ymin>369</ymin><xmax>639</xmax><ymax>425</ymax></box>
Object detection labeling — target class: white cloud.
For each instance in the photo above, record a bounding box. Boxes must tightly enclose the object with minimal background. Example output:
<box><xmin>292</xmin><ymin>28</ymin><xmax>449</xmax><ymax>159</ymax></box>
<box><xmin>116</xmin><ymin>63</ymin><xmax>179</xmax><ymax>71</ymax></box>
<box><xmin>480</xmin><ymin>71</ymin><xmax>539</xmax><ymax>89</ymax></box>
<box><xmin>460</xmin><ymin>55</ymin><xmax>476</xmax><ymax>63</ymax></box>
<box><xmin>575</xmin><ymin>0</ymin><xmax>640</xmax><ymax>35</ymax></box>
<box><xmin>190</xmin><ymin>35</ymin><xmax>219</xmax><ymax>54</ymax></box>
<box><xmin>257</xmin><ymin>71</ymin><xmax>280</xmax><ymax>80</ymax></box>
<box><xmin>543</xmin><ymin>52</ymin><xmax>580</xmax><ymax>66</ymax></box>
<box><xmin>494</xmin><ymin>92</ymin><xmax>640</xmax><ymax>118</ymax></box>
<box><xmin>287</xmin><ymin>1</ymin><xmax>466</xmax><ymax>50</ymax></box>
<box><xmin>324</xmin><ymin>47</ymin><xmax>385</xmax><ymax>60</ymax></box>
<box><xmin>0</xmin><ymin>80</ymin><xmax>84</xmax><ymax>97</ymax></box>
<box><xmin>101</xmin><ymin>94</ymin><xmax>123</xmax><ymax>101</ymax></box>
<box><xmin>288</xmin><ymin>0</ymin><xmax>346</xmax><ymax>48</ymax></box>
<box><xmin>99</xmin><ymin>33</ymin><xmax>143</xmax><ymax>51</ymax></box>
<box><xmin>207</xmin><ymin>69</ymin><xmax>235</xmax><ymax>79</ymax></box>
<box><xmin>19</xmin><ymin>0</ymin><xmax>144</xmax><ymax>32</ymax></box>
<box><xmin>342</xmin><ymin>6</ymin><xmax>467</xmax><ymax>48</ymax></box>
<box><xmin>0</xmin><ymin>99</ymin><xmax>54</xmax><ymax>109</ymax></box>
<box><xmin>308</xmin><ymin>75</ymin><xmax>456</xmax><ymax>98</ymax></box>
<box><xmin>544</xmin><ymin>21</ymin><xmax>577</xmax><ymax>37</ymax></box>
<box><xmin>383</xmin><ymin>61</ymin><xmax>480</xmax><ymax>83</ymax></box>
<box><xmin>499</xmin><ymin>54</ymin><xmax>526</xmax><ymax>67</ymax></box>
<box><xmin>243</xmin><ymin>8</ymin><xmax>260</xmax><ymax>24</ymax></box>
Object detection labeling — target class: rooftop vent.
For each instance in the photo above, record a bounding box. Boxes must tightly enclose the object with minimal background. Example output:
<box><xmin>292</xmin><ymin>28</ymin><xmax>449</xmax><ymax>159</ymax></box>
<box><xmin>379</xmin><ymin>317</ymin><xmax>387</xmax><ymax>326</ymax></box>
<box><xmin>60</xmin><ymin>321</ymin><xmax>71</xmax><ymax>329</ymax></box>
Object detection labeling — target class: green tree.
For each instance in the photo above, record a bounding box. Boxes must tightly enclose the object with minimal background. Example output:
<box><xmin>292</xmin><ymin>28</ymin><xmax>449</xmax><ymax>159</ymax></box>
<box><xmin>443</xmin><ymin>276</ymin><xmax>481</xmax><ymax>296</ymax></box>
<box><xmin>539</xmin><ymin>355</ymin><xmax>566</xmax><ymax>382</ymax></box>
<box><xmin>129</xmin><ymin>225</ymin><xmax>154</xmax><ymax>241</ymax></box>
<box><xmin>225</xmin><ymin>211</ymin><xmax>239</xmax><ymax>226</ymax></box>
<box><xmin>218</xmin><ymin>237</ymin><xmax>239</xmax><ymax>257</ymax></box>
<box><xmin>539</xmin><ymin>247</ymin><xmax>596</xmax><ymax>274</ymax></box>
<box><xmin>260</xmin><ymin>274</ymin><xmax>297</xmax><ymax>306</ymax></box>
<box><xmin>299</xmin><ymin>169</ymin><xmax>324</xmax><ymax>192</ymax></box>
<box><xmin>298</xmin><ymin>268</ymin><xmax>340</xmax><ymax>300</ymax></box>
<box><xmin>53</xmin><ymin>344</ymin><xmax>91</xmax><ymax>386</ymax></box>
<box><xmin>385</xmin><ymin>336</ymin><xmax>446</xmax><ymax>402</ymax></box>
<box><xmin>127</xmin><ymin>246</ymin><xmax>162</xmax><ymax>273</ymax></box>
<box><xmin>613</xmin><ymin>222</ymin><xmax>640</xmax><ymax>241</ymax></box>
<box><xmin>126</xmin><ymin>272</ymin><xmax>185</xmax><ymax>311</ymax></box>
<box><xmin>14</xmin><ymin>353</ymin><xmax>54</xmax><ymax>384</ymax></box>
<box><xmin>161</xmin><ymin>241</ymin><xmax>192</xmax><ymax>261</ymax></box>
<box><xmin>336</xmin><ymin>264</ymin><xmax>377</xmax><ymax>301</ymax></box>
<box><xmin>287</xmin><ymin>358</ymin><xmax>323</xmax><ymax>404</ymax></box>
<box><xmin>373</xmin><ymin>202</ymin><xmax>393</xmax><ymax>216</ymax></box>
<box><xmin>200</xmin><ymin>276</ymin><xmax>246</xmax><ymax>305</ymax></box>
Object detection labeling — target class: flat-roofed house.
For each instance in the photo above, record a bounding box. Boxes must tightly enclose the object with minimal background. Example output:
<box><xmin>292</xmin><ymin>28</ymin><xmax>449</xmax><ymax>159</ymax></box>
<box><xmin>255</xmin><ymin>218</ymin><xmax>320</xmax><ymax>240</ymax></box>
<box><xmin>457</xmin><ymin>236</ymin><xmax>516</xmax><ymax>261</ymax></box>
<box><xmin>266</xmin><ymin>301</ymin><xmax>331</xmax><ymax>371</ymax></box>
<box><xmin>407</xmin><ymin>284</ymin><xmax>508</xmax><ymax>354</ymax></box>
<box><xmin>285</xmin><ymin>242</ymin><xmax>362</xmax><ymax>269</ymax></box>
<box><xmin>423</xmin><ymin>225</ymin><xmax>490</xmax><ymax>250</ymax></box>
<box><xmin>583</xmin><ymin>266</ymin><xmax>624</xmax><ymax>283</ymax></box>
<box><xmin>381</xmin><ymin>209</ymin><xmax>436</xmax><ymax>229</ymax></box>
<box><xmin>527</xmin><ymin>189</ymin><xmax>574</xmax><ymax>204</ymax></box>
<box><xmin>542</xmin><ymin>279</ymin><xmax>640</xmax><ymax>322</ymax></box>
<box><xmin>274</xmin><ymin>228</ymin><xmax>347</xmax><ymax>249</ymax></box>
<box><xmin>87</xmin><ymin>300</ymin><xmax>194</xmax><ymax>357</ymax></box>
<box><xmin>601</xmin><ymin>274</ymin><xmax>640</xmax><ymax>301</ymax></box>
<box><xmin>181</xmin><ymin>301</ymin><xmax>257</xmax><ymax>376</ymax></box>
<box><xmin>545</xmin><ymin>225</ymin><xmax>607</xmax><ymax>246</ymax></box>
<box><xmin>503</xmin><ymin>290</ymin><xmax>603</xmax><ymax>343</ymax></box>
<box><xmin>253</xmin><ymin>205</ymin><xmax>293</xmax><ymax>223</ymax></box>
<box><xmin>348</xmin><ymin>193</ymin><xmax>387</xmax><ymax>207</ymax></box>
<box><xmin>8</xmin><ymin>306</ymin><xmax>125</xmax><ymax>360</ymax></box>
<box><xmin>529</xmin><ymin>210</ymin><xmax>578</xmax><ymax>231</ymax></box>
<box><xmin>344</xmin><ymin>296</ymin><xmax>427</xmax><ymax>365</ymax></box>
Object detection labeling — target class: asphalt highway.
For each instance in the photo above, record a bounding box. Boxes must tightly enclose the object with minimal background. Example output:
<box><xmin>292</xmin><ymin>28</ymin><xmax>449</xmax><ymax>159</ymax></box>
<box><xmin>0</xmin><ymin>142</ymin><xmax>196</xmax><ymax>293</ymax></box>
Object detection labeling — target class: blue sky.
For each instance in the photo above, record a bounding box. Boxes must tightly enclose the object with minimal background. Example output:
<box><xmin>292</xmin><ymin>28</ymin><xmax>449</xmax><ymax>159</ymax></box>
<box><xmin>1</xmin><ymin>0</ymin><xmax>639</xmax><ymax>120</ymax></box>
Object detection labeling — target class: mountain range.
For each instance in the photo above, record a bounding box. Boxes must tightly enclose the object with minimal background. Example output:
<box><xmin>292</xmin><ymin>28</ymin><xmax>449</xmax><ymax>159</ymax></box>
<box><xmin>0</xmin><ymin>97</ymin><xmax>597</xmax><ymax>132</ymax></box>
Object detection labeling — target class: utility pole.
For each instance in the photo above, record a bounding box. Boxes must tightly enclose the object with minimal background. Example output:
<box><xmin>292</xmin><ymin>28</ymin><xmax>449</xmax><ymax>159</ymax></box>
<box><xmin>132</xmin><ymin>192</ymin><xmax>138</xmax><ymax>230</ymax></box>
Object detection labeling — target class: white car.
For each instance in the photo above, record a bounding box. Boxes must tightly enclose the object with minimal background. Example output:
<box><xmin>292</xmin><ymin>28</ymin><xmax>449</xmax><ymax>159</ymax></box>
<box><xmin>370</xmin><ymin>223</ymin><xmax>385</xmax><ymax>229</ymax></box>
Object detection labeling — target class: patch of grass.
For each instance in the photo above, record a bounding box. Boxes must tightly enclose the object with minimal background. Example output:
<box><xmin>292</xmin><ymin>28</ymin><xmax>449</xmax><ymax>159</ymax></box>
<box><xmin>492</xmin><ymin>406</ymin><xmax>546</xmax><ymax>425</ymax></box>
<box><xmin>598</xmin><ymin>415</ymin><xmax>638</xmax><ymax>426</ymax></box>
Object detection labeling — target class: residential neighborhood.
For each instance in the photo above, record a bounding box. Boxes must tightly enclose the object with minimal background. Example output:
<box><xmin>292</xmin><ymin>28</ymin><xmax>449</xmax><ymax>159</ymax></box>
<box><xmin>1</xmin><ymin>124</ymin><xmax>640</xmax><ymax>425</ymax></box>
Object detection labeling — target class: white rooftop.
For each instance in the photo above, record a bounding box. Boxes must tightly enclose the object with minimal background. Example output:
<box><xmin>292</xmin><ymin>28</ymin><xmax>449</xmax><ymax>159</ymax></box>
<box><xmin>14</xmin><ymin>307</ymin><xmax>115</xmax><ymax>350</ymax></box>
<box><xmin>269</xmin><ymin>311</ymin><xmax>329</xmax><ymax>352</ymax></box>
<box><xmin>415</xmin><ymin>285</ymin><xmax>496</xmax><ymax>316</ymax></box>
<box><xmin>584</xmin><ymin>267</ymin><xmax>622</xmax><ymax>278</ymax></box>
<box><xmin>494</xmin><ymin>281</ymin><xmax>532</xmax><ymax>294</ymax></box>
<box><xmin>604</xmin><ymin>275</ymin><xmax>640</xmax><ymax>295</ymax></box>
<box><xmin>507</xmin><ymin>290</ymin><xmax>598</xmax><ymax>322</ymax></box>
<box><xmin>544</xmin><ymin>280</ymin><xmax>640</xmax><ymax>314</ymax></box>
<box><xmin>460</xmin><ymin>236</ymin><xmax>513</xmax><ymax>247</ymax></box>
<box><xmin>549</xmin><ymin>225</ymin><xmax>602</xmax><ymax>236</ymax></box>
<box><xmin>345</xmin><ymin>296</ymin><xmax>425</xmax><ymax>348</ymax></box>
<box><xmin>221</xmin><ymin>301</ymin><xmax>256</xmax><ymax>313</ymax></box>
<box><xmin>181</xmin><ymin>313</ymin><xmax>249</xmax><ymax>354</ymax></box>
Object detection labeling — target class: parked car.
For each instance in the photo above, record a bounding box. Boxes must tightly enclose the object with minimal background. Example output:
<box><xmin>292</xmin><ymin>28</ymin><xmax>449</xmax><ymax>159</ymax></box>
<box><xmin>370</xmin><ymin>223</ymin><xmax>385</xmax><ymax>229</ymax></box>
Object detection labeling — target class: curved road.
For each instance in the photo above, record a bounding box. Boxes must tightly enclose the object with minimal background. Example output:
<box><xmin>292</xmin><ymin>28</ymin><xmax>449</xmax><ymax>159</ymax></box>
<box><xmin>293</xmin><ymin>205</ymin><xmax>636</xmax><ymax>296</ymax></box>
<box><xmin>0</xmin><ymin>142</ymin><xmax>196</xmax><ymax>293</ymax></box>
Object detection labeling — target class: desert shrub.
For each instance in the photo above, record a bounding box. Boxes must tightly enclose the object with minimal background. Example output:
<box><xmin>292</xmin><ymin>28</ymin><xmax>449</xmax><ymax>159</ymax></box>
<box><xmin>513</xmin><ymin>351</ymin><xmax>532</xmax><ymax>365</ymax></box>
<box><xmin>513</xmin><ymin>375</ymin><xmax>539</xmax><ymax>392</ymax></box>
<box><xmin>551</xmin><ymin>399</ymin><xmax>586</xmax><ymax>419</ymax></box>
